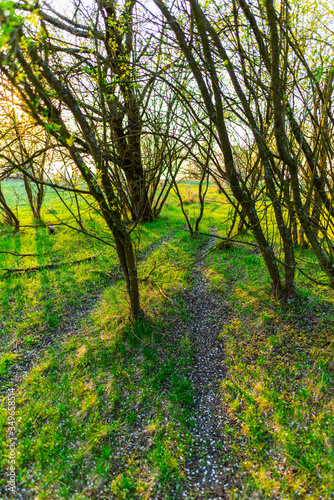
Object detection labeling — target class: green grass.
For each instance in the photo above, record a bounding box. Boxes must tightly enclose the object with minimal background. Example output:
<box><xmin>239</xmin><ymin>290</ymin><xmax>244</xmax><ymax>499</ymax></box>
<box><xmin>0</xmin><ymin>180</ymin><xmax>333</xmax><ymax>499</ymax></box>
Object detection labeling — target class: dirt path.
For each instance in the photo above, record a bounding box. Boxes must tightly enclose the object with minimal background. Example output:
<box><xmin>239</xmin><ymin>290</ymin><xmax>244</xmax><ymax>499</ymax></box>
<box><xmin>170</xmin><ymin>241</ymin><xmax>235</xmax><ymax>499</ymax></box>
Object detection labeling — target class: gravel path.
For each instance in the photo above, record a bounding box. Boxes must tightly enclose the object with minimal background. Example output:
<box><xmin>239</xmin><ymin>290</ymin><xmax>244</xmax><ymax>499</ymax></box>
<box><xmin>170</xmin><ymin>241</ymin><xmax>235</xmax><ymax>499</ymax></box>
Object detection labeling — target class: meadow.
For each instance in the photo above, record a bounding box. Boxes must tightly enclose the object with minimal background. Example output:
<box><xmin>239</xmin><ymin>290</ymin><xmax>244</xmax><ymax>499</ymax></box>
<box><xmin>0</xmin><ymin>180</ymin><xmax>333</xmax><ymax>499</ymax></box>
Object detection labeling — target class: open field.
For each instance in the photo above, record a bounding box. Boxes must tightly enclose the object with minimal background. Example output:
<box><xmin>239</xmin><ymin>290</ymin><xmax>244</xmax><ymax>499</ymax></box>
<box><xmin>0</xmin><ymin>181</ymin><xmax>333</xmax><ymax>499</ymax></box>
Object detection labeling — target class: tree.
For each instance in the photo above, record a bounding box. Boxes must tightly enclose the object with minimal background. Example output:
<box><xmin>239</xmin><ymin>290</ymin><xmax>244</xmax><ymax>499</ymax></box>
<box><xmin>0</xmin><ymin>1</ymin><xmax>146</xmax><ymax>317</ymax></box>
<box><xmin>0</xmin><ymin>90</ymin><xmax>50</xmax><ymax>222</ymax></box>
<box><xmin>0</xmin><ymin>0</ymin><xmax>192</xmax><ymax>317</ymax></box>
<box><xmin>151</xmin><ymin>0</ymin><xmax>334</xmax><ymax>298</ymax></box>
<box><xmin>3</xmin><ymin>0</ymin><xmax>163</xmax><ymax>222</ymax></box>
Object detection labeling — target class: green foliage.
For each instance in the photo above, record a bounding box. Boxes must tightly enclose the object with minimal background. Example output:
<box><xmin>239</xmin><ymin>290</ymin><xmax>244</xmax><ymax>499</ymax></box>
<box><xmin>0</xmin><ymin>2</ymin><xmax>23</xmax><ymax>48</ymax></box>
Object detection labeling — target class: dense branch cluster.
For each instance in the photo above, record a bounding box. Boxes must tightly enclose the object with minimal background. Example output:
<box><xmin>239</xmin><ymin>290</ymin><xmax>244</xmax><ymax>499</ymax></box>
<box><xmin>0</xmin><ymin>0</ymin><xmax>333</xmax><ymax>314</ymax></box>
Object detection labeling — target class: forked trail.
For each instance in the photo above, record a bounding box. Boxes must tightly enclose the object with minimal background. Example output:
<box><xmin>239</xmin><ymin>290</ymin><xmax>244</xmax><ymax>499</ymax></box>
<box><xmin>2</xmin><ymin>235</ymin><xmax>237</xmax><ymax>500</ymax></box>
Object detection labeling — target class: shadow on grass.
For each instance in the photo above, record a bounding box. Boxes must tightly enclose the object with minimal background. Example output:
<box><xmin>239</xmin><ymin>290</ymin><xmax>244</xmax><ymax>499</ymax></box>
<box><xmin>0</xmin><ymin>311</ymin><xmax>196</xmax><ymax>499</ymax></box>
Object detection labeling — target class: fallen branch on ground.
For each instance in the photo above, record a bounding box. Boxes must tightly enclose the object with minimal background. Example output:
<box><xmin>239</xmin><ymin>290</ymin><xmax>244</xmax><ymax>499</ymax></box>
<box><xmin>0</xmin><ymin>255</ymin><xmax>98</xmax><ymax>275</ymax></box>
<box><xmin>0</xmin><ymin>250</ymin><xmax>61</xmax><ymax>258</ymax></box>
<box><xmin>88</xmin><ymin>269</ymin><xmax>123</xmax><ymax>280</ymax></box>
<box><xmin>0</xmin><ymin>251</ymin><xmax>38</xmax><ymax>257</ymax></box>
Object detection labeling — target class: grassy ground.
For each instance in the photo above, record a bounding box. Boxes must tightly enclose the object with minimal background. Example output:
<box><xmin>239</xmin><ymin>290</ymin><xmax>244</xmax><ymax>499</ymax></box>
<box><xmin>0</xmin><ymin>180</ymin><xmax>333</xmax><ymax>499</ymax></box>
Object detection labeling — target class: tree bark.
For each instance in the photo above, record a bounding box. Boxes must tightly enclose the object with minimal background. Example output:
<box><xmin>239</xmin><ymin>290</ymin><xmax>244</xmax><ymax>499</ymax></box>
<box><xmin>113</xmin><ymin>227</ymin><xmax>142</xmax><ymax>318</ymax></box>
<box><xmin>0</xmin><ymin>184</ymin><xmax>19</xmax><ymax>229</ymax></box>
<box><xmin>23</xmin><ymin>174</ymin><xmax>40</xmax><ymax>221</ymax></box>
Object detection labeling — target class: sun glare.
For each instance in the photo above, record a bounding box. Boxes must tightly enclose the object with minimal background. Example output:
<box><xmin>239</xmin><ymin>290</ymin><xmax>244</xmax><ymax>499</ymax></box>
<box><xmin>0</xmin><ymin>86</ymin><xmax>25</xmax><ymax>118</ymax></box>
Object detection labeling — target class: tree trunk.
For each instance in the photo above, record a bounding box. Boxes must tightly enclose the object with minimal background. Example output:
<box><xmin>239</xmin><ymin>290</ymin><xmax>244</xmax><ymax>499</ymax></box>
<box><xmin>124</xmin><ymin>160</ymin><xmax>153</xmax><ymax>223</ymax></box>
<box><xmin>124</xmin><ymin>99</ymin><xmax>153</xmax><ymax>223</ymax></box>
<box><xmin>113</xmin><ymin>228</ymin><xmax>142</xmax><ymax>318</ymax></box>
<box><xmin>23</xmin><ymin>174</ymin><xmax>41</xmax><ymax>221</ymax></box>
<box><xmin>36</xmin><ymin>181</ymin><xmax>44</xmax><ymax>221</ymax></box>
<box><xmin>292</xmin><ymin>214</ymin><xmax>298</xmax><ymax>246</ymax></box>
<box><xmin>0</xmin><ymin>184</ymin><xmax>19</xmax><ymax>229</ymax></box>
<box><xmin>194</xmin><ymin>170</ymin><xmax>208</xmax><ymax>232</ymax></box>
<box><xmin>237</xmin><ymin>206</ymin><xmax>246</xmax><ymax>233</ymax></box>
<box><xmin>227</xmin><ymin>204</ymin><xmax>239</xmax><ymax>238</ymax></box>
<box><xmin>298</xmin><ymin>197</ymin><xmax>311</xmax><ymax>247</ymax></box>
<box><xmin>310</xmin><ymin>191</ymin><xmax>321</xmax><ymax>239</ymax></box>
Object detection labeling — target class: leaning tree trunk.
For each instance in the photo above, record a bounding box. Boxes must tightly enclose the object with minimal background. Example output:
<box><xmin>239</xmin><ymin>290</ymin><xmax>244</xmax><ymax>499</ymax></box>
<box><xmin>266</xmin><ymin>0</ymin><xmax>334</xmax><ymax>289</ymax></box>
<box><xmin>153</xmin><ymin>0</ymin><xmax>284</xmax><ymax>298</ymax></box>
<box><xmin>0</xmin><ymin>184</ymin><xmax>19</xmax><ymax>229</ymax></box>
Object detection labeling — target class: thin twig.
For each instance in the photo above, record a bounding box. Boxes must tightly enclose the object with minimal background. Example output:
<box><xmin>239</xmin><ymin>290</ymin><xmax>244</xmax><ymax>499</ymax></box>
<box><xmin>0</xmin><ymin>251</ymin><xmax>38</xmax><ymax>257</ymax></box>
<box><xmin>143</xmin><ymin>277</ymin><xmax>174</xmax><ymax>303</ymax></box>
